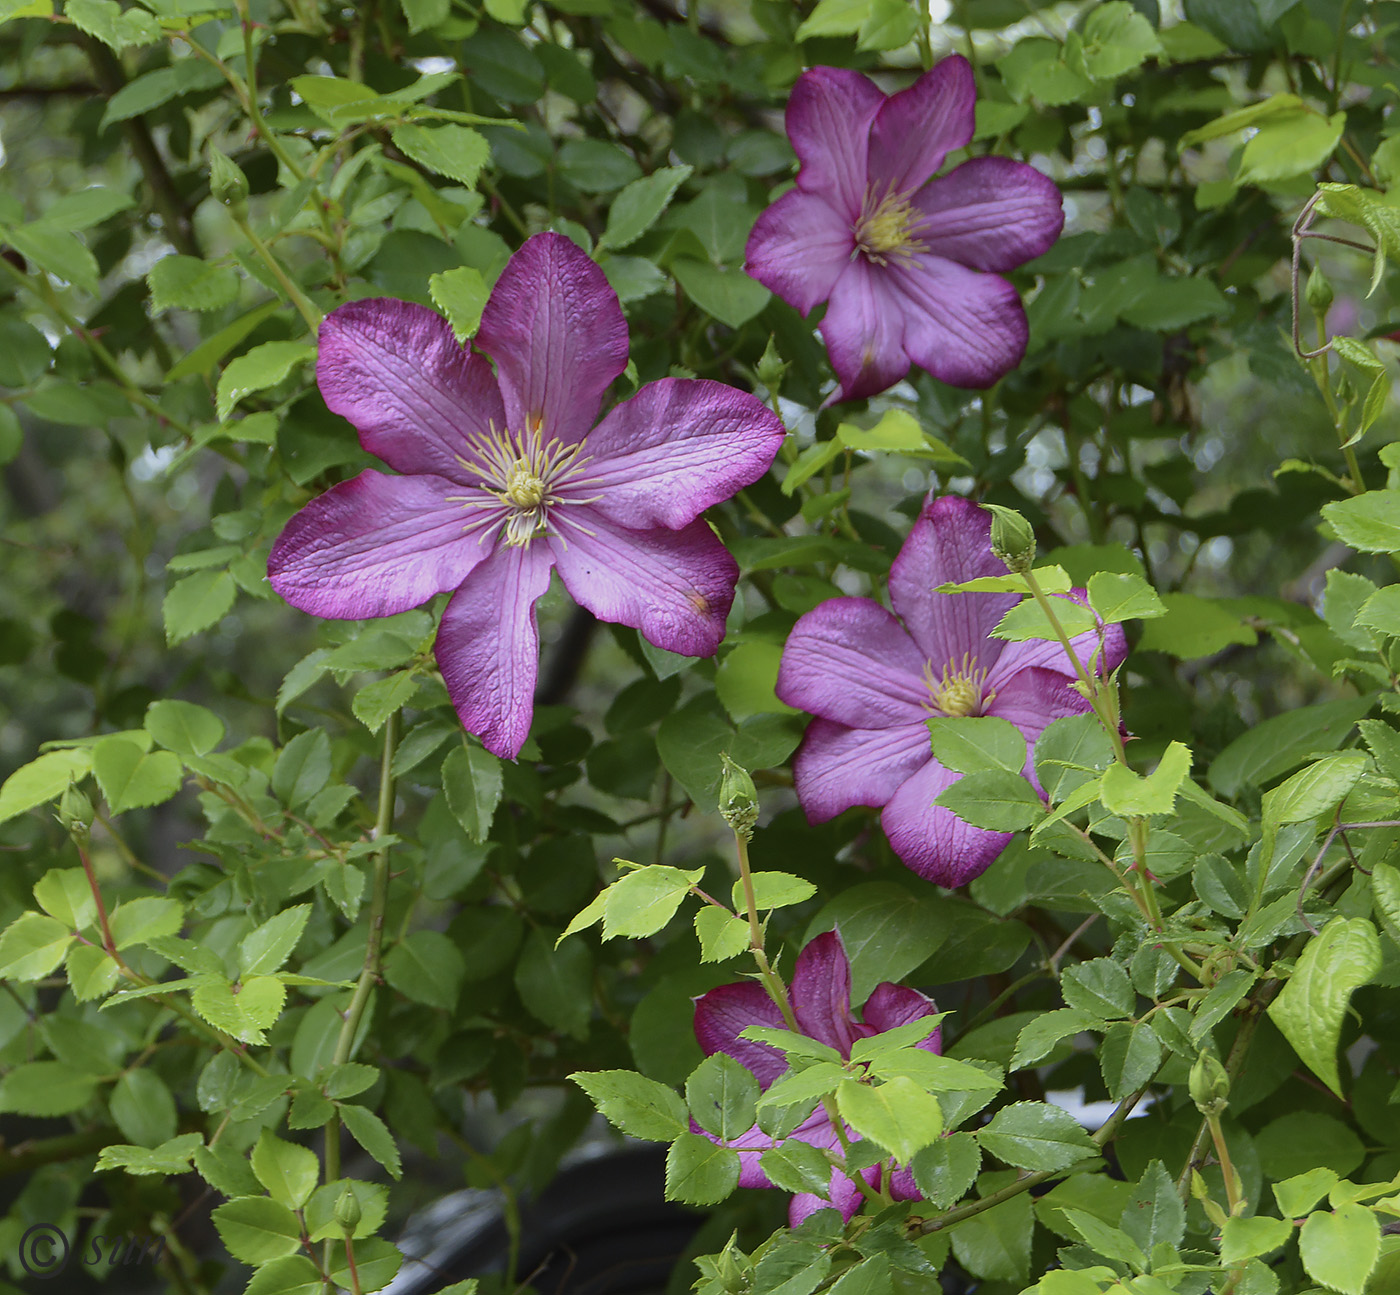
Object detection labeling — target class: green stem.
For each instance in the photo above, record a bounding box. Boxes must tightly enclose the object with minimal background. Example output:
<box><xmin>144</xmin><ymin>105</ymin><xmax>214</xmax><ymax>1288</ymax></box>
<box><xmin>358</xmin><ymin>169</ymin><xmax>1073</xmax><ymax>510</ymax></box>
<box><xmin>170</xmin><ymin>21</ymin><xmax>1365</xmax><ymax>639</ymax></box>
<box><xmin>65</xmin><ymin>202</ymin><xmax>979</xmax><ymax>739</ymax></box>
<box><xmin>229</xmin><ymin>211</ymin><xmax>324</xmax><ymax>335</ymax></box>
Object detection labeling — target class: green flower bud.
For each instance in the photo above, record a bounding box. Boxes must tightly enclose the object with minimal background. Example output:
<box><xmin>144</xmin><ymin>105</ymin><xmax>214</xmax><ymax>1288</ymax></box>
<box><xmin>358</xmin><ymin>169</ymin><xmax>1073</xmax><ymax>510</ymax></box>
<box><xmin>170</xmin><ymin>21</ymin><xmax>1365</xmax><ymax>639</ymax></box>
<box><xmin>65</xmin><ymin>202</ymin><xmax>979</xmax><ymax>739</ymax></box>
<box><xmin>755</xmin><ymin>338</ymin><xmax>789</xmax><ymax>393</ymax></box>
<box><xmin>334</xmin><ymin>1184</ymin><xmax>361</xmax><ymax>1234</ymax></box>
<box><xmin>981</xmin><ymin>503</ymin><xmax>1036</xmax><ymax>575</ymax></box>
<box><xmin>1189</xmin><ymin>1049</ymin><xmax>1230</xmax><ymax>1115</ymax></box>
<box><xmin>57</xmin><ymin>783</ymin><xmax>94</xmax><ymax>838</ymax></box>
<box><xmin>208</xmin><ymin>146</ymin><xmax>250</xmax><ymax>213</ymax></box>
<box><xmin>718</xmin><ymin>754</ymin><xmax>758</xmax><ymax>840</ymax></box>
<box><xmin>1304</xmin><ymin>265</ymin><xmax>1334</xmax><ymax>316</ymax></box>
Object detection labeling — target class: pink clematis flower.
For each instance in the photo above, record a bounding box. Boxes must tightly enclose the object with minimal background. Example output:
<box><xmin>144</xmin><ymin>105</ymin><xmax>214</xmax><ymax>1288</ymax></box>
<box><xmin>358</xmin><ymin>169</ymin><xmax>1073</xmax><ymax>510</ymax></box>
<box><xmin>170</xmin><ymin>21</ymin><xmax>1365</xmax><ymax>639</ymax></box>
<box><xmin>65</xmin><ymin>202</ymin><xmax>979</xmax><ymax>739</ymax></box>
<box><xmin>775</xmin><ymin>495</ymin><xmax>1126</xmax><ymax>886</ymax></box>
<box><xmin>745</xmin><ymin>56</ymin><xmax>1064</xmax><ymax>403</ymax></box>
<box><xmin>693</xmin><ymin>929</ymin><xmax>941</xmax><ymax>1225</ymax></box>
<box><xmin>268</xmin><ymin>232</ymin><xmax>785</xmax><ymax>758</ymax></box>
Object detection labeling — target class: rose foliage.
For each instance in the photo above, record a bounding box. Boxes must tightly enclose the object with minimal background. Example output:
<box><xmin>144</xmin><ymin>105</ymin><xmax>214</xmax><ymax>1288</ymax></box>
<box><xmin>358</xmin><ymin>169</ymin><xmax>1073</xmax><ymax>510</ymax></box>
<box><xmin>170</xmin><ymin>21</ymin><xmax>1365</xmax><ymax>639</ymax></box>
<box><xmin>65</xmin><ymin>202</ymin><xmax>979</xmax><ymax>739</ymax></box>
<box><xmin>3</xmin><ymin>2</ymin><xmax>1400</xmax><ymax>1295</ymax></box>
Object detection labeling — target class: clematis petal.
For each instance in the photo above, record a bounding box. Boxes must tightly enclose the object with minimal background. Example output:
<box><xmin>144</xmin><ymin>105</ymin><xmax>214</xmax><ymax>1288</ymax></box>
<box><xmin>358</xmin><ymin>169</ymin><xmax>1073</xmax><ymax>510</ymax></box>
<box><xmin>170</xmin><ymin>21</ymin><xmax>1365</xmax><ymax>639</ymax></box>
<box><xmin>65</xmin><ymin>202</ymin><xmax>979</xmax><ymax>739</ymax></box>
<box><xmin>435</xmin><ymin>541</ymin><xmax>555</xmax><ymax>760</ymax></box>
<box><xmin>549</xmin><ymin>510</ymin><xmax>735</xmax><ymax>657</ymax></box>
<box><xmin>791</xmin><ymin>1164</ymin><xmax>879</xmax><ymax>1226</ymax></box>
<box><xmin>820</xmin><ymin>259</ymin><xmax>910</xmax><ymax>404</ymax></box>
<box><xmin>885</xmin><ymin>253</ymin><xmax>1030</xmax><ymax>390</ymax></box>
<box><xmin>986</xmin><ymin>591</ymin><xmax>1128</xmax><ymax>688</ymax></box>
<box><xmin>984</xmin><ymin>666</ymin><xmax>1095</xmax><ymax>789</ymax></box>
<box><xmin>580</xmin><ymin>378</ymin><xmax>787</xmax><ymax>531</ymax></box>
<box><xmin>776</xmin><ymin>597</ymin><xmax>931</xmax><ymax>729</ymax></box>
<box><xmin>693</xmin><ymin>981</ymin><xmax>788</xmax><ymax>1089</ymax></box>
<box><xmin>913</xmin><ymin>156</ymin><xmax>1065</xmax><ymax>273</ymax></box>
<box><xmin>888</xmin><ymin>495</ymin><xmax>1015</xmax><ymax>673</ymax></box>
<box><xmin>787</xmin><ymin>67</ymin><xmax>885</xmax><ymax>216</ymax></box>
<box><xmin>862</xmin><ymin>982</ymin><xmax>942</xmax><ymax>1054</ymax></box>
<box><xmin>744</xmin><ymin>189</ymin><xmax>855</xmax><ymax>317</ymax></box>
<box><xmin>268</xmin><ymin>471</ymin><xmax>491</xmax><ymax>619</ymax></box>
<box><xmin>791</xmin><ymin>930</ymin><xmax>859</xmax><ymax>1055</ymax></box>
<box><xmin>317</xmin><ymin>298</ymin><xmax>506</xmax><ymax>485</ymax></box>
<box><xmin>888</xmin><ymin>1167</ymin><xmax>923</xmax><ymax>1203</ymax></box>
<box><xmin>867</xmin><ymin>55</ymin><xmax>976</xmax><ymax>197</ymax></box>
<box><xmin>882</xmin><ymin>757</ymin><xmax>1013</xmax><ymax>887</ymax></box>
<box><xmin>474</xmin><ymin>232</ymin><xmax>629</xmax><ymax>446</ymax></box>
<box><xmin>791</xmin><ymin>720</ymin><xmax>933</xmax><ymax>825</ymax></box>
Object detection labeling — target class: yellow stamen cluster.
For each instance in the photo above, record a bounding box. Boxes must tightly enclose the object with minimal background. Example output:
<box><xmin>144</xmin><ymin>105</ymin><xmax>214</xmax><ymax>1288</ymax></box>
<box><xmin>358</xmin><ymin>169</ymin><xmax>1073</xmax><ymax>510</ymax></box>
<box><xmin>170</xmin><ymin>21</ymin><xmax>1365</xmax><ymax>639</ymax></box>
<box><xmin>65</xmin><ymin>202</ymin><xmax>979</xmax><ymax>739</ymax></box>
<box><xmin>854</xmin><ymin>187</ymin><xmax>925</xmax><ymax>265</ymax></box>
<box><xmin>454</xmin><ymin>419</ymin><xmax>599</xmax><ymax>547</ymax></box>
<box><xmin>924</xmin><ymin>653</ymin><xmax>993</xmax><ymax>718</ymax></box>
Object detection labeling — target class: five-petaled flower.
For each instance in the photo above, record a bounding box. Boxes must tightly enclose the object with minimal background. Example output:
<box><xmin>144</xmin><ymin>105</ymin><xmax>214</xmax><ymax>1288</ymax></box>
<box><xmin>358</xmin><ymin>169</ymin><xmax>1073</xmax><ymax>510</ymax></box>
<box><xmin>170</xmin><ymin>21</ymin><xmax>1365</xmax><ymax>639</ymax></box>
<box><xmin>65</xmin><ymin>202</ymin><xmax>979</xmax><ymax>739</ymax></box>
<box><xmin>268</xmin><ymin>232</ymin><xmax>786</xmax><ymax>758</ymax></box>
<box><xmin>745</xmin><ymin>56</ymin><xmax>1064</xmax><ymax>404</ymax></box>
<box><xmin>775</xmin><ymin>495</ymin><xmax>1126</xmax><ymax>886</ymax></box>
<box><xmin>692</xmin><ymin>929</ymin><xmax>941</xmax><ymax>1225</ymax></box>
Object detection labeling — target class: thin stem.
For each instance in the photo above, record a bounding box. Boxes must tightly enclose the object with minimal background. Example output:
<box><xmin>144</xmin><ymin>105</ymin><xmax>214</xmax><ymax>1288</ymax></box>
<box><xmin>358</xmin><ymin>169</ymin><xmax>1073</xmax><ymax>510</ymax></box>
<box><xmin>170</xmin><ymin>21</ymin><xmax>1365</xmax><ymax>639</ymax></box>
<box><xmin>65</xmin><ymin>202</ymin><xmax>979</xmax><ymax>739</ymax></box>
<box><xmin>228</xmin><ymin>211</ymin><xmax>324</xmax><ymax>335</ymax></box>
<box><xmin>74</xmin><ymin>834</ymin><xmax>118</xmax><ymax>957</ymax></box>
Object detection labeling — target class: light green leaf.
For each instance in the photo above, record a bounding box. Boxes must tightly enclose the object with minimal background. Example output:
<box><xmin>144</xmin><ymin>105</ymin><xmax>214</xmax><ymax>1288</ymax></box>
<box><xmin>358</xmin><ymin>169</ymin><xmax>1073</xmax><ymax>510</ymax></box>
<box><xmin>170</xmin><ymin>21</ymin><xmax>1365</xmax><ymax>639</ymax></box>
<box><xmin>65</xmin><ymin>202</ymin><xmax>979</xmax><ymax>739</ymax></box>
<box><xmin>1099</xmin><ymin>742</ymin><xmax>1192</xmax><ymax>816</ymax></box>
<box><xmin>391</xmin><ymin>124</ymin><xmax>490</xmax><ymax>187</ymax></box>
<box><xmin>339</xmin><ymin>1104</ymin><xmax>402</xmax><ymax>1178</ymax></box>
<box><xmin>1086</xmin><ymin>571</ymin><xmax>1166</xmax><ymax>624</ymax></box>
<box><xmin>148</xmin><ymin>255</ymin><xmax>239</xmax><ymax>314</ymax></box>
<box><xmin>144</xmin><ymin>699</ymin><xmax>225</xmax><ymax>757</ymax></box>
<box><xmin>215</xmin><ymin>341</ymin><xmax>315</xmax><ymax>422</ymax></box>
<box><xmin>599</xmin><ymin>164</ymin><xmax>692</xmax><ymax>250</ymax></box>
<box><xmin>429</xmin><ymin>266</ymin><xmax>489</xmax><ymax>342</ymax></box>
<box><xmin>1267</xmin><ymin>917</ymin><xmax>1382</xmax><ymax>1094</ymax></box>
<box><xmin>935</xmin><ymin>769</ymin><xmax>1045</xmax><ymax>831</ymax></box>
<box><xmin>191</xmin><ymin>975</ymin><xmax>287</xmax><ymax>1045</ymax></box>
<box><xmin>163</xmin><ymin>569</ymin><xmax>236</xmax><ymax>644</ymax></box>
<box><xmin>665</xmin><ymin>1132</ymin><xmax>740</xmax><ymax>1205</ymax></box>
<box><xmin>1323</xmin><ymin>490</ymin><xmax>1400</xmax><ymax>555</ymax></box>
<box><xmin>571</xmin><ymin>1068</ymin><xmax>688</xmax><ymax>1141</ymax></box>
<box><xmin>794</xmin><ymin>0</ymin><xmax>869</xmax><ymax>40</ymax></box>
<box><xmin>0</xmin><ymin>748</ymin><xmax>92</xmax><ymax>825</ymax></box>
<box><xmin>1239</xmin><ymin>110</ymin><xmax>1345</xmax><ymax>184</ymax></box>
<box><xmin>33</xmin><ymin>868</ymin><xmax>96</xmax><ymax>932</ymax></box>
<box><xmin>0</xmin><ymin>912</ymin><xmax>73</xmax><ymax>980</ymax></box>
<box><xmin>603</xmin><ymin>864</ymin><xmax>699</xmax><ymax>939</ymax></box>
<box><xmin>671</xmin><ymin>258</ymin><xmax>769</xmax><ymax>328</ymax></box>
<box><xmin>239</xmin><ymin>905</ymin><xmax>311</xmax><ymax>978</ymax></box>
<box><xmin>251</xmin><ymin>1131</ymin><xmax>319</xmax><ymax>1210</ymax></box>
<box><xmin>1220</xmin><ymin>1214</ymin><xmax>1293</xmax><ymax>1265</ymax></box>
<box><xmin>92</xmin><ymin>736</ymin><xmax>183</xmax><ymax>814</ymax></box>
<box><xmin>835</xmin><ymin>1076</ymin><xmax>943</xmax><ymax>1164</ymax></box>
<box><xmin>732</xmin><ymin>871</ymin><xmax>816</xmax><ymax>912</ymax></box>
<box><xmin>694</xmin><ymin>906</ymin><xmax>749</xmax><ymax>962</ymax></box>
<box><xmin>686</xmin><ymin>1053</ymin><xmax>759</xmax><ymax>1141</ymax></box>
<box><xmin>928</xmin><ymin>716</ymin><xmax>1028</xmax><ymax>776</ymax></box>
<box><xmin>212</xmin><ymin>1196</ymin><xmax>304</xmax><ymax>1265</ymax></box>
<box><xmin>1299</xmin><ymin>1202</ymin><xmax>1380</xmax><ymax>1295</ymax></box>
<box><xmin>978</xmin><ymin>1101</ymin><xmax>1100</xmax><ymax>1172</ymax></box>
<box><xmin>911</xmin><ymin>1132</ymin><xmax>981</xmax><ymax>1208</ymax></box>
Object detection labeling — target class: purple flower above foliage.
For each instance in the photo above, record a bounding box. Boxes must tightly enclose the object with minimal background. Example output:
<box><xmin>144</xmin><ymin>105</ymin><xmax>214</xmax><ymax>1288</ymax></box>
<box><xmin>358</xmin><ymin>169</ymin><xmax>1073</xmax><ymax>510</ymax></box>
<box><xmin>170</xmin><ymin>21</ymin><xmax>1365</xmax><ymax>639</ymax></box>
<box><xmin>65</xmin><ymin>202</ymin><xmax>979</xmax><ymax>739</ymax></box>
<box><xmin>692</xmin><ymin>929</ymin><xmax>940</xmax><ymax>1224</ymax></box>
<box><xmin>775</xmin><ymin>495</ymin><xmax>1125</xmax><ymax>886</ymax></box>
<box><xmin>745</xmin><ymin>56</ymin><xmax>1063</xmax><ymax>403</ymax></box>
<box><xmin>269</xmin><ymin>232</ymin><xmax>785</xmax><ymax>759</ymax></box>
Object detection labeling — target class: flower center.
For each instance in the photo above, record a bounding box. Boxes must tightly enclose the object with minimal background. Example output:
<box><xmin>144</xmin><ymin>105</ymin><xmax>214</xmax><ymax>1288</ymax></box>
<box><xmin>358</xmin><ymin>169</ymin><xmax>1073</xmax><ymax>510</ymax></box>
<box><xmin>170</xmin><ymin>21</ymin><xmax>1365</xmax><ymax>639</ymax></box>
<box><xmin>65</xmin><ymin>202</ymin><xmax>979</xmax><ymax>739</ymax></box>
<box><xmin>924</xmin><ymin>654</ymin><xmax>993</xmax><ymax>718</ymax></box>
<box><xmin>854</xmin><ymin>187</ymin><xmax>924</xmax><ymax>264</ymax></box>
<box><xmin>454</xmin><ymin>420</ymin><xmax>600</xmax><ymax>548</ymax></box>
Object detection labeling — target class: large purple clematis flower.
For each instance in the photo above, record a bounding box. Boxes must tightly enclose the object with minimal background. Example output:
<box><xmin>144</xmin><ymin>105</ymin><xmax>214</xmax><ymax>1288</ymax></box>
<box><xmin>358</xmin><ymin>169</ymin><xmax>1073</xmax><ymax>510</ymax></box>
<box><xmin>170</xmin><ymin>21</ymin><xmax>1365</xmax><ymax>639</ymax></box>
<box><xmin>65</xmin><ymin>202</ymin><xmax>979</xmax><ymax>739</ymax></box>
<box><xmin>268</xmin><ymin>232</ymin><xmax>785</xmax><ymax>758</ymax></box>
<box><xmin>745</xmin><ymin>56</ymin><xmax>1064</xmax><ymax>403</ymax></box>
<box><xmin>775</xmin><ymin>495</ymin><xmax>1126</xmax><ymax>886</ymax></box>
<box><xmin>693</xmin><ymin>929</ymin><xmax>940</xmax><ymax>1225</ymax></box>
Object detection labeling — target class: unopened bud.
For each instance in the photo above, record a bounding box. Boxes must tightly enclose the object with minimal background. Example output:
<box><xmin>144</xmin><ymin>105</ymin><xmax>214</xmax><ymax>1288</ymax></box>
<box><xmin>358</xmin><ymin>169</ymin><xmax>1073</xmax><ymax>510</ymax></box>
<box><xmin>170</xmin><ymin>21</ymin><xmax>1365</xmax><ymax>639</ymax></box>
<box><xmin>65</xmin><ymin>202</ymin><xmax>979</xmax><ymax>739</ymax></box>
<box><xmin>718</xmin><ymin>754</ymin><xmax>758</xmax><ymax>840</ymax></box>
<box><xmin>57</xmin><ymin>784</ymin><xmax>94</xmax><ymax>838</ymax></box>
<box><xmin>755</xmin><ymin>337</ymin><xmax>788</xmax><ymax>393</ymax></box>
<box><xmin>208</xmin><ymin>146</ymin><xmax>250</xmax><ymax>213</ymax></box>
<box><xmin>1189</xmin><ymin>1049</ymin><xmax>1230</xmax><ymax>1115</ymax></box>
<box><xmin>716</xmin><ymin>1235</ymin><xmax>747</xmax><ymax>1292</ymax></box>
<box><xmin>1304</xmin><ymin>265</ymin><xmax>1334</xmax><ymax>316</ymax></box>
<box><xmin>982</xmin><ymin>503</ymin><xmax>1036</xmax><ymax>575</ymax></box>
<box><xmin>334</xmin><ymin>1184</ymin><xmax>361</xmax><ymax>1234</ymax></box>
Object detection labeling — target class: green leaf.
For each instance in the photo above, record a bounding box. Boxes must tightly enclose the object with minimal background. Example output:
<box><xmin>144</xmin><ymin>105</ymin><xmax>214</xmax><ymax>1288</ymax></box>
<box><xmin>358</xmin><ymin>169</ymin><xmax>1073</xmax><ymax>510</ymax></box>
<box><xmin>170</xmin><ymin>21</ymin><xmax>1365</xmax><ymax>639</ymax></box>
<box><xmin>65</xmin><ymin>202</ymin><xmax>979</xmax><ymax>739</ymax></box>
<box><xmin>33</xmin><ymin>868</ymin><xmax>96</xmax><ymax>931</ymax></box>
<box><xmin>391</xmin><ymin>124</ymin><xmax>490</xmax><ymax>187</ymax></box>
<box><xmin>148</xmin><ymin>255</ymin><xmax>239</xmax><ymax>314</ymax></box>
<box><xmin>303</xmin><ymin>1178</ymin><xmax>388</xmax><ymax>1241</ymax></box>
<box><xmin>571</xmin><ymin>1068</ymin><xmax>688</xmax><ymax>1141</ymax></box>
<box><xmin>1011</xmin><ymin>1008</ymin><xmax>1099</xmax><ymax>1069</ymax></box>
<box><xmin>339</xmin><ymin>1103</ymin><xmax>402</xmax><ymax>1179</ymax></box>
<box><xmin>1099</xmin><ymin>1022</ymin><xmax>1162</xmax><ymax>1101</ymax></box>
<box><xmin>865</xmin><ymin>1049</ymin><xmax>1000</xmax><ymax>1094</ymax></box>
<box><xmin>1086</xmin><ymin>571</ymin><xmax>1166</xmax><ymax>624</ymax></box>
<box><xmin>1138</xmin><ymin>592</ymin><xmax>1257</xmax><ymax>658</ymax></box>
<box><xmin>760</xmin><ymin>1139</ymin><xmax>833</xmax><ymax>1198</ymax></box>
<box><xmin>1221</xmin><ymin>1214</ymin><xmax>1294</xmax><ymax>1265</ymax></box>
<box><xmin>795</xmin><ymin>0</ymin><xmax>868</xmax><ymax>39</ymax></box>
<box><xmin>807</xmin><ymin>882</ymin><xmax>951</xmax><ymax>1005</ymax></box>
<box><xmin>1323</xmin><ymin>490</ymin><xmax>1400</xmax><ymax>554</ymax></box>
<box><xmin>96</xmin><ymin>1133</ymin><xmax>203</xmax><ymax>1177</ymax></box>
<box><xmin>239</xmin><ymin>905</ymin><xmax>311</xmax><ymax>978</ymax></box>
<box><xmin>212</xmin><ymin>1196</ymin><xmax>304</xmax><ymax>1265</ymax></box>
<box><xmin>758</xmin><ymin>1061</ymin><xmax>848</xmax><ymax>1112</ymax></box>
<box><xmin>935</xmin><ymin>769</ymin><xmax>1044</xmax><ymax>831</ymax></box>
<box><xmin>600</xmin><ymin>165</ymin><xmax>693</xmax><ymax>250</ymax></box>
<box><xmin>911</xmin><ymin>1132</ymin><xmax>981</xmax><ymax>1208</ymax></box>
<box><xmin>927</xmin><ymin>716</ymin><xmax>1028</xmax><ymax>776</ymax></box>
<box><xmin>441</xmin><ymin>741</ymin><xmax>503</xmax><ymax>842</ymax></box>
<box><xmin>0</xmin><ymin>748</ymin><xmax>92</xmax><ymax>824</ymax></box>
<box><xmin>1299</xmin><ymin>1203</ymin><xmax>1380</xmax><ymax>1295</ymax></box>
<box><xmin>145</xmin><ymin>699</ymin><xmax>225</xmax><ymax>757</ymax></box>
<box><xmin>992</xmin><ymin>595</ymin><xmax>1098</xmax><ymax>643</ymax></box>
<box><xmin>671</xmin><ymin>258</ymin><xmax>769</xmax><ymax>328</ymax></box>
<box><xmin>1099</xmin><ymin>742</ymin><xmax>1192</xmax><ymax>816</ymax></box>
<box><xmin>0</xmin><ymin>912</ymin><xmax>73</xmax><ymax>980</ymax></box>
<box><xmin>978</xmin><ymin>1101</ymin><xmax>1100</xmax><ymax>1171</ymax></box>
<box><xmin>948</xmin><ymin>1188</ymin><xmax>1034</xmax><ymax>1282</ymax></box>
<box><xmin>733</xmin><ymin>871</ymin><xmax>816</xmax><ymax>912</ymax></box>
<box><xmin>92</xmin><ymin>736</ymin><xmax>183</xmax><ymax>814</ymax></box>
<box><xmin>216</xmin><ymin>341</ymin><xmax>315</xmax><ymax>422</ymax></box>
<box><xmin>694</xmin><ymin>906</ymin><xmax>749</xmax><ymax>962</ymax></box>
<box><xmin>1190</xmin><ymin>968</ymin><xmax>1256</xmax><ymax>1042</ymax></box>
<box><xmin>835</xmin><ymin>1076</ymin><xmax>942</xmax><ymax>1164</ymax></box>
<box><xmin>1333</xmin><ymin>337</ymin><xmax>1391</xmax><ymax>439</ymax></box>
<box><xmin>325</xmin><ymin>1238</ymin><xmax>401</xmax><ymax>1293</ymax></box>
<box><xmin>687</xmin><ymin>1053</ymin><xmax>759</xmax><ymax>1141</ymax></box>
<box><xmin>1055</xmin><ymin>1206</ymin><xmax>1148</xmax><ymax>1272</ymax></box>
<box><xmin>1121</xmin><ymin>1160</ymin><xmax>1185</xmax><ymax>1254</ymax></box>
<box><xmin>352</xmin><ymin>672</ymin><xmax>418</xmax><ymax>734</ymax></box>
<box><xmin>110</xmin><ymin>1068</ymin><xmax>177</xmax><ymax>1147</ymax></box>
<box><xmin>272</xmin><ymin>729</ymin><xmax>331</xmax><ymax>809</ymax></box>
<box><xmin>383</xmin><ymin>929</ymin><xmax>465</xmax><ymax>1011</ymax></box>
<box><xmin>1267</xmin><ymin>917</ymin><xmax>1381</xmax><ymax>1094</ymax></box>
<box><xmin>515</xmin><ymin>927</ymin><xmax>592</xmax><ymax>1038</ymax></box>
<box><xmin>1081</xmin><ymin>1</ymin><xmax>1161</xmax><ymax>78</ymax></box>
<box><xmin>603</xmin><ymin>864</ymin><xmax>699</xmax><ymax>939</ymax></box>
<box><xmin>1180</xmin><ymin>92</ymin><xmax>1305</xmax><ymax>146</ymax></box>
<box><xmin>109</xmin><ymin>895</ymin><xmax>183</xmax><ymax>948</ymax></box>
<box><xmin>1275</xmin><ymin>1168</ymin><xmax>1340</xmax><ymax>1217</ymax></box>
<box><xmin>1239</xmin><ymin>110</ymin><xmax>1345</xmax><ymax>183</ymax></box>
<box><xmin>665</xmin><ymin>1131</ymin><xmax>741</xmax><ymax>1205</ymax></box>
<box><xmin>251</xmin><ymin>1131</ymin><xmax>319</xmax><ymax>1210</ymax></box>
<box><xmin>243</xmin><ymin>1256</ymin><xmax>323</xmax><ymax>1295</ymax></box>
<box><xmin>164</xmin><ymin>569</ymin><xmax>236</xmax><ymax>644</ymax></box>
<box><xmin>1061</xmin><ymin>958</ymin><xmax>1134</xmax><ymax>1019</ymax></box>
<box><xmin>191</xmin><ymin>975</ymin><xmax>287</xmax><ymax>1045</ymax></box>
<box><xmin>428</xmin><ymin>266</ymin><xmax>489</xmax><ymax>342</ymax></box>
<box><xmin>836</xmin><ymin>408</ymin><xmax>967</xmax><ymax>466</ymax></box>
<box><xmin>1209</xmin><ymin>696</ymin><xmax>1374</xmax><ymax>797</ymax></box>
<box><xmin>0</xmin><ymin>1060</ymin><xmax>96</xmax><ymax>1116</ymax></box>
<box><xmin>66</xmin><ymin>0</ymin><xmax>160</xmax><ymax>49</ymax></box>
